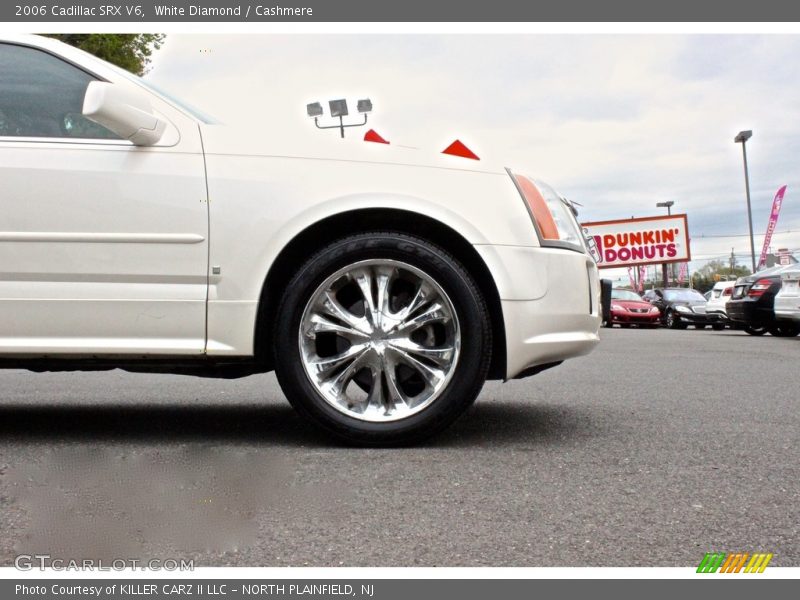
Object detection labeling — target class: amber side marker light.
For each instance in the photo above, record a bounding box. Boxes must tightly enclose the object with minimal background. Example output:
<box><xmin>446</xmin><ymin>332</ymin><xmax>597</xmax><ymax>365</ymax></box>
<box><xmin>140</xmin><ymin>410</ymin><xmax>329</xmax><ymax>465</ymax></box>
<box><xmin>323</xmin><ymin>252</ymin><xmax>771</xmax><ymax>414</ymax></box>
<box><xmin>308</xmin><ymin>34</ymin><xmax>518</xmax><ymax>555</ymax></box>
<box><xmin>511</xmin><ymin>173</ymin><xmax>560</xmax><ymax>240</ymax></box>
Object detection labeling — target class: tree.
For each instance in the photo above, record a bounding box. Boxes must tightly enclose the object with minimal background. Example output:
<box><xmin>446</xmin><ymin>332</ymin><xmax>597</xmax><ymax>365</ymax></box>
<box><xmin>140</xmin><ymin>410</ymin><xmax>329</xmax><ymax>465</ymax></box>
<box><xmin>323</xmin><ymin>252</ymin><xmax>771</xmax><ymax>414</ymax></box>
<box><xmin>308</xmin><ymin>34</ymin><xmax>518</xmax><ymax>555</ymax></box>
<box><xmin>698</xmin><ymin>259</ymin><xmax>750</xmax><ymax>280</ymax></box>
<box><xmin>45</xmin><ymin>34</ymin><xmax>165</xmax><ymax>75</ymax></box>
<box><xmin>691</xmin><ymin>259</ymin><xmax>750</xmax><ymax>293</ymax></box>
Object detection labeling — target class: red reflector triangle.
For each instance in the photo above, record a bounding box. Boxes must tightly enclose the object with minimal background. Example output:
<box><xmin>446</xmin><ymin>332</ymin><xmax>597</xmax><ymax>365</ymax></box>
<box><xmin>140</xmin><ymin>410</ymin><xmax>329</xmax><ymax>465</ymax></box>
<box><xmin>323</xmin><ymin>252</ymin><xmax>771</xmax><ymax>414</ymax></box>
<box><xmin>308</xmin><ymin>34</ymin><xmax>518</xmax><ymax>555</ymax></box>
<box><xmin>364</xmin><ymin>129</ymin><xmax>390</xmax><ymax>144</ymax></box>
<box><xmin>442</xmin><ymin>139</ymin><xmax>479</xmax><ymax>160</ymax></box>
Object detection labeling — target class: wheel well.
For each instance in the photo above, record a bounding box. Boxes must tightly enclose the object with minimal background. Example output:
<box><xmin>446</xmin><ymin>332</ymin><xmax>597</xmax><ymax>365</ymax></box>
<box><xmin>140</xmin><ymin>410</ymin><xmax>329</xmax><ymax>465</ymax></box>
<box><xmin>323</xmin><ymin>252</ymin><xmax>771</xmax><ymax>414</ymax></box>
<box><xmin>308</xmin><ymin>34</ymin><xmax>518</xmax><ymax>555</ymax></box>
<box><xmin>255</xmin><ymin>208</ymin><xmax>507</xmax><ymax>380</ymax></box>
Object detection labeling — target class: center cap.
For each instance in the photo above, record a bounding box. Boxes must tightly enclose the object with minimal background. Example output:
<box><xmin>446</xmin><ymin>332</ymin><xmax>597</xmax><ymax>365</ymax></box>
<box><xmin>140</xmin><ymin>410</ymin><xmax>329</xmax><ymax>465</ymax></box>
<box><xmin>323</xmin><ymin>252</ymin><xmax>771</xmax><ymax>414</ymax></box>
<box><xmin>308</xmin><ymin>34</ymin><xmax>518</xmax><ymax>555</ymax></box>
<box><xmin>370</xmin><ymin>338</ymin><xmax>389</xmax><ymax>356</ymax></box>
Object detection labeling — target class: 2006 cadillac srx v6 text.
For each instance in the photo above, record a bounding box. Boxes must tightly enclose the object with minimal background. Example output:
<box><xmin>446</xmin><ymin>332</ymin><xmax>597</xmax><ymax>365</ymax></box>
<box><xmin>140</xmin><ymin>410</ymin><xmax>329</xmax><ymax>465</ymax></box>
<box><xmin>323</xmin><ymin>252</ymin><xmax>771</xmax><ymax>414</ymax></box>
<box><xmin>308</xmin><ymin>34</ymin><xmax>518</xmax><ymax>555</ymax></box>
<box><xmin>0</xmin><ymin>35</ymin><xmax>600</xmax><ymax>444</ymax></box>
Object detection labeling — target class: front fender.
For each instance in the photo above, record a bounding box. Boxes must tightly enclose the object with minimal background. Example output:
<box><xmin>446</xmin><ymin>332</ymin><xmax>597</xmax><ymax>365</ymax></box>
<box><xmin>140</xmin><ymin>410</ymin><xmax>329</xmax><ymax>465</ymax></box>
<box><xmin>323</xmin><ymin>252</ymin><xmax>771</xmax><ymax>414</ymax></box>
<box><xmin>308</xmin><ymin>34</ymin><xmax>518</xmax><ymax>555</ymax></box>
<box><xmin>203</xmin><ymin>153</ymin><xmax>538</xmax><ymax>354</ymax></box>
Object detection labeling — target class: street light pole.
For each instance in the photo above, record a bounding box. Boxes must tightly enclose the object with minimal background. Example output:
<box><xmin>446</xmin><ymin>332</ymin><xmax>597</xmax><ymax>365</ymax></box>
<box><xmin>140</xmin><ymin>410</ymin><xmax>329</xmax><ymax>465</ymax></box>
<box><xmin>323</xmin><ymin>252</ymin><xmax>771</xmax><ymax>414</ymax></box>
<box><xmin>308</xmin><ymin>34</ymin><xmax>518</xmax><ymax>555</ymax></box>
<box><xmin>734</xmin><ymin>130</ymin><xmax>757</xmax><ymax>273</ymax></box>
<box><xmin>656</xmin><ymin>201</ymin><xmax>674</xmax><ymax>288</ymax></box>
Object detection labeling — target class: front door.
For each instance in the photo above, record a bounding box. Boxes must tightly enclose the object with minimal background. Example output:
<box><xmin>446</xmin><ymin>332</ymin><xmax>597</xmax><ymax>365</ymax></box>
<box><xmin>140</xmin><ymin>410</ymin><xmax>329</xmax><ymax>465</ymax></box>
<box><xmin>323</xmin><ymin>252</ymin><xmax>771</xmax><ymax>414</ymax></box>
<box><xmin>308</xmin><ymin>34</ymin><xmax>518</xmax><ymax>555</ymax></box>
<box><xmin>0</xmin><ymin>41</ymin><xmax>209</xmax><ymax>355</ymax></box>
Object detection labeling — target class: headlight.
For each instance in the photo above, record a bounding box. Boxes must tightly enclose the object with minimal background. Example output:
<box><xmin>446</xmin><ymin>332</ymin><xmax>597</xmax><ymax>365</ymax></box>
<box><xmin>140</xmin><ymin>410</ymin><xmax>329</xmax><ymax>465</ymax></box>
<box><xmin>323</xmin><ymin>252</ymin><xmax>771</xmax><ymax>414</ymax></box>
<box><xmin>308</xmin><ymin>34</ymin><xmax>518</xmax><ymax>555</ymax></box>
<box><xmin>611</xmin><ymin>303</ymin><xmax>623</xmax><ymax>311</ymax></box>
<box><xmin>675</xmin><ymin>305</ymin><xmax>691</xmax><ymax>313</ymax></box>
<box><xmin>508</xmin><ymin>171</ymin><xmax>585</xmax><ymax>251</ymax></box>
<box><xmin>650</xmin><ymin>306</ymin><xmax>659</xmax><ymax>313</ymax></box>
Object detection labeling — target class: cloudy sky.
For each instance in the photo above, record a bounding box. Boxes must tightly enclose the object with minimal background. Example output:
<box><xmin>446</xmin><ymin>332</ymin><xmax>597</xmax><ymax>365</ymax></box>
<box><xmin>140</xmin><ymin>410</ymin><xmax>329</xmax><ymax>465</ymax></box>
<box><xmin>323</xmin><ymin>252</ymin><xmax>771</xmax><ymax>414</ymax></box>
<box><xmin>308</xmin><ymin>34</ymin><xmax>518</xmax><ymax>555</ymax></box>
<box><xmin>147</xmin><ymin>35</ymin><xmax>800</xmax><ymax>282</ymax></box>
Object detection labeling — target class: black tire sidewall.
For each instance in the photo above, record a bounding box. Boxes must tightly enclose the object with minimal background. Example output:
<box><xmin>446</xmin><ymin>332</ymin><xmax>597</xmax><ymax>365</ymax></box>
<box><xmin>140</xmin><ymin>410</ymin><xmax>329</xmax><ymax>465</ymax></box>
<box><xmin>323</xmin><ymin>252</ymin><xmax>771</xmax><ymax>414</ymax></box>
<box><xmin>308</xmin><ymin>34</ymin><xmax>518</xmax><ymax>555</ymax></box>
<box><xmin>745</xmin><ymin>325</ymin><xmax>768</xmax><ymax>336</ymax></box>
<box><xmin>770</xmin><ymin>323</ymin><xmax>800</xmax><ymax>337</ymax></box>
<box><xmin>273</xmin><ymin>233</ymin><xmax>491</xmax><ymax>445</ymax></box>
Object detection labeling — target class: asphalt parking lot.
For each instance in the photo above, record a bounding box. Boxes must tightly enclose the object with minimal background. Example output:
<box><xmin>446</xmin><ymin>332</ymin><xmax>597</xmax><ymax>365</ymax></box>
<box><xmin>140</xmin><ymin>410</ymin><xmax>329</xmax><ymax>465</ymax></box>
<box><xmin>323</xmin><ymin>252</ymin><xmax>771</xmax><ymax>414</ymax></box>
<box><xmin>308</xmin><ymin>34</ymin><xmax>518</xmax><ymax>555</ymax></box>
<box><xmin>0</xmin><ymin>327</ymin><xmax>797</xmax><ymax>567</ymax></box>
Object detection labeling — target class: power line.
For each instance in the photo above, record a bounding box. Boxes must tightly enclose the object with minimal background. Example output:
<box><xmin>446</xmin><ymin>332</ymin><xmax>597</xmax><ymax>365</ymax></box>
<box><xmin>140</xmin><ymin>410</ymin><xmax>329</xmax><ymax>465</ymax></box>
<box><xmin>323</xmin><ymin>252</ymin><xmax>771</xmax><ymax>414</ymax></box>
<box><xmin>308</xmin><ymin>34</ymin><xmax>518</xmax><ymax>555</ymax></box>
<box><xmin>692</xmin><ymin>229</ymin><xmax>798</xmax><ymax>239</ymax></box>
<box><xmin>690</xmin><ymin>247</ymin><xmax>799</xmax><ymax>264</ymax></box>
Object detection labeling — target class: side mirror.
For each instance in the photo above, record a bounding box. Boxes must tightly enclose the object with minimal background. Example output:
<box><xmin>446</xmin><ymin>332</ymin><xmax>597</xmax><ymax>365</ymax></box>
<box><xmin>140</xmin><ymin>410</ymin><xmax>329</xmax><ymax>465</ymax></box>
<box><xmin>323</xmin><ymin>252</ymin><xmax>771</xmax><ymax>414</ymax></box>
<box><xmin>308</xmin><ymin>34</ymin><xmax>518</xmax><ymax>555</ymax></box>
<box><xmin>82</xmin><ymin>81</ymin><xmax>166</xmax><ymax>146</ymax></box>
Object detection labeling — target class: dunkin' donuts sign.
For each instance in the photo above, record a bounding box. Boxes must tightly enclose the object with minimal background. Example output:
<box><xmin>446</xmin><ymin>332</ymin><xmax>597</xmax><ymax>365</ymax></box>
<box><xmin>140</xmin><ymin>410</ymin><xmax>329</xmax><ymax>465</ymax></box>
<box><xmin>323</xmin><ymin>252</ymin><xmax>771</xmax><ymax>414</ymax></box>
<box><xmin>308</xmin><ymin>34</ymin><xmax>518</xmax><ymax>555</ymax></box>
<box><xmin>581</xmin><ymin>214</ymin><xmax>690</xmax><ymax>269</ymax></box>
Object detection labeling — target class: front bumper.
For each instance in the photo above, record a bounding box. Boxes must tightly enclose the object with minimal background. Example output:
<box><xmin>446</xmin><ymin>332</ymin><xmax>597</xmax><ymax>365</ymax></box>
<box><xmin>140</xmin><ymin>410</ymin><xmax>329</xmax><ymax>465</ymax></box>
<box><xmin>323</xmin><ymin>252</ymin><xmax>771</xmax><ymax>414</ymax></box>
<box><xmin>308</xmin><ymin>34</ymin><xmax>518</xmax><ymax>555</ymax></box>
<box><xmin>706</xmin><ymin>308</ymin><xmax>728</xmax><ymax>320</ymax></box>
<box><xmin>674</xmin><ymin>310</ymin><xmax>725</xmax><ymax>324</ymax></box>
<box><xmin>611</xmin><ymin>309</ymin><xmax>660</xmax><ymax>325</ymax></box>
<box><xmin>475</xmin><ymin>244</ymin><xmax>601</xmax><ymax>380</ymax></box>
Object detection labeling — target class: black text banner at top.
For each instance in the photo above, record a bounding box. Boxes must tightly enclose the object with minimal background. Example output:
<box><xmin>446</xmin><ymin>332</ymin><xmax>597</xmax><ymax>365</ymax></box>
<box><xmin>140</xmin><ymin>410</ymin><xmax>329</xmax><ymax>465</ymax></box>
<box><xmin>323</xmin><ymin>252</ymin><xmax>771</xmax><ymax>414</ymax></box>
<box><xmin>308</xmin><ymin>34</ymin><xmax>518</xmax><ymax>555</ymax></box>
<box><xmin>4</xmin><ymin>0</ymin><xmax>800</xmax><ymax>22</ymax></box>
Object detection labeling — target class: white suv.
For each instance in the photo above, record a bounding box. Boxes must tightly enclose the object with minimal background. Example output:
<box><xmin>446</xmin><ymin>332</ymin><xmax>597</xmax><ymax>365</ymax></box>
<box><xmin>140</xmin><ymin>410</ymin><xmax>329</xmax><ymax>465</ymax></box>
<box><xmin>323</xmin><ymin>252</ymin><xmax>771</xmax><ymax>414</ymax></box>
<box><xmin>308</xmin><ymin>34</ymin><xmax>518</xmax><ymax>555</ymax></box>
<box><xmin>705</xmin><ymin>280</ymin><xmax>736</xmax><ymax>325</ymax></box>
<box><xmin>0</xmin><ymin>35</ymin><xmax>601</xmax><ymax>444</ymax></box>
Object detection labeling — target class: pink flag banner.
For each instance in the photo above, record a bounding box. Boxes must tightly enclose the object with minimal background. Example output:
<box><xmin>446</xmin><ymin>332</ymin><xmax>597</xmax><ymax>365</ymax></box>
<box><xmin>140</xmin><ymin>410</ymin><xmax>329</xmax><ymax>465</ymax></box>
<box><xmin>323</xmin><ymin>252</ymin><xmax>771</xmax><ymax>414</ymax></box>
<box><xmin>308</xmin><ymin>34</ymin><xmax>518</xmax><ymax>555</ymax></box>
<box><xmin>757</xmin><ymin>185</ymin><xmax>787</xmax><ymax>271</ymax></box>
<box><xmin>627</xmin><ymin>266</ymin><xmax>636</xmax><ymax>289</ymax></box>
<box><xmin>638</xmin><ymin>266</ymin><xmax>646</xmax><ymax>292</ymax></box>
<box><xmin>678</xmin><ymin>262</ymin><xmax>688</xmax><ymax>284</ymax></box>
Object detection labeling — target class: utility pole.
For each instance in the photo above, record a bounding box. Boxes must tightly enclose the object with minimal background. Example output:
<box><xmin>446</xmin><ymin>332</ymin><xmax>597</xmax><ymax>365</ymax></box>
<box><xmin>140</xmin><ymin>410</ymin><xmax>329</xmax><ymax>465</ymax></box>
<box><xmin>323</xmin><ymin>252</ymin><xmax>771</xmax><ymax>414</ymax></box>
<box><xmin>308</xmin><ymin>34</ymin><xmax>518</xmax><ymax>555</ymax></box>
<box><xmin>730</xmin><ymin>247</ymin><xmax>736</xmax><ymax>278</ymax></box>
<box><xmin>734</xmin><ymin>130</ymin><xmax>757</xmax><ymax>273</ymax></box>
<box><xmin>656</xmin><ymin>201</ymin><xmax>674</xmax><ymax>287</ymax></box>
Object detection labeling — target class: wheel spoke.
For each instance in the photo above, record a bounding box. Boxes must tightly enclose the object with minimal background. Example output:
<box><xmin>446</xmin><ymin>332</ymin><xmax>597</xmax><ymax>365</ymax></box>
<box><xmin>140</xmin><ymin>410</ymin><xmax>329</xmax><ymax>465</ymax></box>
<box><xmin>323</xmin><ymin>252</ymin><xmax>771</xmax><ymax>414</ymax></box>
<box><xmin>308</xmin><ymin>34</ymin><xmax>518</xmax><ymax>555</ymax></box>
<box><xmin>305</xmin><ymin>312</ymin><xmax>370</xmax><ymax>341</ymax></box>
<box><xmin>383</xmin><ymin>358</ymin><xmax>410</xmax><ymax>409</ymax></box>
<box><xmin>375</xmin><ymin>268</ymin><xmax>393</xmax><ymax>320</ymax></box>
<box><xmin>394</xmin><ymin>302</ymin><xmax>449</xmax><ymax>335</ymax></box>
<box><xmin>353</xmin><ymin>268</ymin><xmax>376</xmax><ymax>316</ymax></box>
<box><xmin>354</xmin><ymin>265</ymin><xmax>395</xmax><ymax>329</ymax></box>
<box><xmin>394</xmin><ymin>280</ymin><xmax>434</xmax><ymax>322</ymax></box>
<box><xmin>309</xmin><ymin>343</ymin><xmax>369</xmax><ymax>380</ymax></box>
<box><xmin>319</xmin><ymin>290</ymin><xmax>371</xmax><ymax>335</ymax></box>
<box><xmin>389</xmin><ymin>345</ymin><xmax>446</xmax><ymax>390</ymax></box>
<box><xmin>319</xmin><ymin>347</ymin><xmax>370</xmax><ymax>397</ymax></box>
<box><xmin>388</xmin><ymin>337</ymin><xmax>455</xmax><ymax>367</ymax></box>
<box><xmin>365</xmin><ymin>368</ymin><xmax>387</xmax><ymax>413</ymax></box>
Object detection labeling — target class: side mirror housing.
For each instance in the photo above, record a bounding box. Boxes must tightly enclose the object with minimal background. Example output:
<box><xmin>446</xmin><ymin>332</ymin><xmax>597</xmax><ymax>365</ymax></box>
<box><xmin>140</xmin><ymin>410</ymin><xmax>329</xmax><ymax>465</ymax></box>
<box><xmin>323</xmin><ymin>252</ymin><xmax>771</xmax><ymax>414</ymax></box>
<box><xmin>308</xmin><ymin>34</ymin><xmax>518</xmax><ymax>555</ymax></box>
<box><xmin>82</xmin><ymin>81</ymin><xmax>166</xmax><ymax>146</ymax></box>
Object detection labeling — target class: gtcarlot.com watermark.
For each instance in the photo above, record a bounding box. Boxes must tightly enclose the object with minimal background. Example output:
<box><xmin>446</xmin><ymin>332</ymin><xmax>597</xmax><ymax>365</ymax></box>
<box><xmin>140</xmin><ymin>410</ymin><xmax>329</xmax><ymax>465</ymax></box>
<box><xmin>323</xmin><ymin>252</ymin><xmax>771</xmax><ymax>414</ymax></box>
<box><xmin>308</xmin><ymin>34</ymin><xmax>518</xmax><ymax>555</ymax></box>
<box><xmin>14</xmin><ymin>554</ymin><xmax>194</xmax><ymax>571</ymax></box>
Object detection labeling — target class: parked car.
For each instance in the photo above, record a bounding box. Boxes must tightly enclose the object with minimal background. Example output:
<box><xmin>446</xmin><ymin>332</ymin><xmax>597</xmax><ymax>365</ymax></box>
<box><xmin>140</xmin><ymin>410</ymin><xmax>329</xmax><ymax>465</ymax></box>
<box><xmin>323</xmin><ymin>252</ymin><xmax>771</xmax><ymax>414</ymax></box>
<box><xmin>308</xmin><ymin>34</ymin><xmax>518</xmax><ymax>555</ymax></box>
<box><xmin>705</xmin><ymin>280</ymin><xmax>736</xmax><ymax>324</ymax></box>
<box><xmin>774</xmin><ymin>268</ymin><xmax>800</xmax><ymax>323</ymax></box>
<box><xmin>727</xmin><ymin>264</ymin><xmax>800</xmax><ymax>336</ymax></box>
<box><xmin>642</xmin><ymin>287</ymin><xmax>725</xmax><ymax>330</ymax></box>
<box><xmin>606</xmin><ymin>289</ymin><xmax>660</xmax><ymax>328</ymax></box>
<box><xmin>0</xmin><ymin>35</ymin><xmax>601</xmax><ymax>445</ymax></box>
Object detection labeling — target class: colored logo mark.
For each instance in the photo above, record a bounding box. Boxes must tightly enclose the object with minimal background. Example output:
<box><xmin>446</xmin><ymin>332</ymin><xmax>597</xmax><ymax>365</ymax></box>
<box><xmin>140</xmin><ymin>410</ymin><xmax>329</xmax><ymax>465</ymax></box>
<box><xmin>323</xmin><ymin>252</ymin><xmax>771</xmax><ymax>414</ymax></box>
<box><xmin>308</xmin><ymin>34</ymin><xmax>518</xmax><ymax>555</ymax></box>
<box><xmin>697</xmin><ymin>552</ymin><xmax>773</xmax><ymax>573</ymax></box>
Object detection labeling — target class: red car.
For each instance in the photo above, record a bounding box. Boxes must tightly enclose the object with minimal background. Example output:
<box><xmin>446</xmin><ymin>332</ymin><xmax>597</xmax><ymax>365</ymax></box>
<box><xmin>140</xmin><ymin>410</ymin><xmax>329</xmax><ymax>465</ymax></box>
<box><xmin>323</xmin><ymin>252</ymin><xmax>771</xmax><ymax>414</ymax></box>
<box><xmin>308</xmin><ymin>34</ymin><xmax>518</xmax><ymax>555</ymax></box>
<box><xmin>605</xmin><ymin>288</ymin><xmax>661</xmax><ymax>328</ymax></box>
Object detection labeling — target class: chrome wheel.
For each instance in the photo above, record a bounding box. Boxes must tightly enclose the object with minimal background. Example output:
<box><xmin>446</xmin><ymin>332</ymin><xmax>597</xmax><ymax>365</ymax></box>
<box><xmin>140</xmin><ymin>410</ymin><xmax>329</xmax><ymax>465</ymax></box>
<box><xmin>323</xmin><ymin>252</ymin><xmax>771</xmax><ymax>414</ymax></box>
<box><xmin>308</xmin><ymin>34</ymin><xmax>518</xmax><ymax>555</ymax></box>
<box><xmin>298</xmin><ymin>259</ymin><xmax>461</xmax><ymax>423</ymax></box>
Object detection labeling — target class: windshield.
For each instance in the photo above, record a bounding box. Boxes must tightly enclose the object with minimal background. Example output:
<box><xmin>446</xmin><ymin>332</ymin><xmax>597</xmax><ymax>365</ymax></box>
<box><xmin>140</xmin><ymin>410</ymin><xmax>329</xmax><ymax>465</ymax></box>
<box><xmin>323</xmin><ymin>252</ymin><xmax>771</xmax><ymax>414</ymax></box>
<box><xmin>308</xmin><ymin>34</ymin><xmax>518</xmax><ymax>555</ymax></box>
<box><xmin>611</xmin><ymin>289</ymin><xmax>642</xmax><ymax>301</ymax></box>
<box><xmin>663</xmin><ymin>289</ymin><xmax>706</xmax><ymax>302</ymax></box>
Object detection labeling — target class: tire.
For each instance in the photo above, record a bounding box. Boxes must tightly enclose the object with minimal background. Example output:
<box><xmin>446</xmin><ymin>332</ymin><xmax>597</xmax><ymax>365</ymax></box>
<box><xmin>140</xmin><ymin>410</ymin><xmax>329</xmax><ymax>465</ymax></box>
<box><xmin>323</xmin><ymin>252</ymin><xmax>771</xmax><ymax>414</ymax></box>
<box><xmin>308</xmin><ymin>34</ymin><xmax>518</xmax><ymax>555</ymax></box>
<box><xmin>620</xmin><ymin>324</ymin><xmax>631</xmax><ymax>328</ymax></box>
<box><xmin>695</xmin><ymin>324</ymin><xmax>707</xmax><ymax>330</ymax></box>
<box><xmin>603</xmin><ymin>320</ymin><xmax>614</xmax><ymax>328</ymax></box>
<box><xmin>665</xmin><ymin>310</ymin><xmax>686</xmax><ymax>329</ymax></box>
<box><xmin>711</xmin><ymin>324</ymin><xmax>725</xmax><ymax>331</ymax></box>
<box><xmin>769</xmin><ymin>323</ymin><xmax>800</xmax><ymax>337</ymax></box>
<box><xmin>273</xmin><ymin>232</ymin><xmax>492</xmax><ymax>446</ymax></box>
<box><xmin>744</xmin><ymin>325</ymin><xmax>769</xmax><ymax>336</ymax></box>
